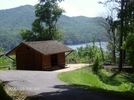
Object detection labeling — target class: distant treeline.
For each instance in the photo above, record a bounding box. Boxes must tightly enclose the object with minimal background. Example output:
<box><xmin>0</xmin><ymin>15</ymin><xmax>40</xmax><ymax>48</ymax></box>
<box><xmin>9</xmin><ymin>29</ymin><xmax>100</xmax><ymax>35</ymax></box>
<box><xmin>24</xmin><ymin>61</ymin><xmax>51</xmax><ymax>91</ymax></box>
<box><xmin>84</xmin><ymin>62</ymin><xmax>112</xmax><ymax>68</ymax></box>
<box><xmin>0</xmin><ymin>5</ymin><xmax>107</xmax><ymax>51</ymax></box>
<box><xmin>0</xmin><ymin>34</ymin><xmax>22</xmax><ymax>52</ymax></box>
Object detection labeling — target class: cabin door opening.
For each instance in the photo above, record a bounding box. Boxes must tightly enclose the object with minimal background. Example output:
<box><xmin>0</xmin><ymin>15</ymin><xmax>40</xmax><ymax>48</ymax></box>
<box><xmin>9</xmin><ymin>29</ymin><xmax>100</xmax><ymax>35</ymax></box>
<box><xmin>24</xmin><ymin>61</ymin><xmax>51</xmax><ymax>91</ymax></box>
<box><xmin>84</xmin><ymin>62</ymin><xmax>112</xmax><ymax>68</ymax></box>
<box><xmin>51</xmin><ymin>54</ymin><xmax>58</xmax><ymax>66</ymax></box>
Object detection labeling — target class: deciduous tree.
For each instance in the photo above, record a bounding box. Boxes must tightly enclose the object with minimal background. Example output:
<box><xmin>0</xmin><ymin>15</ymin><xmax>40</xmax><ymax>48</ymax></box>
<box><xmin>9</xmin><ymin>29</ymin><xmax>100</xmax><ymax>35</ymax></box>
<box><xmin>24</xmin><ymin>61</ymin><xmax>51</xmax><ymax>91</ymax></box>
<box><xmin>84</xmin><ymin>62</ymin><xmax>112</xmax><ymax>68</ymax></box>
<box><xmin>20</xmin><ymin>0</ymin><xmax>64</xmax><ymax>41</ymax></box>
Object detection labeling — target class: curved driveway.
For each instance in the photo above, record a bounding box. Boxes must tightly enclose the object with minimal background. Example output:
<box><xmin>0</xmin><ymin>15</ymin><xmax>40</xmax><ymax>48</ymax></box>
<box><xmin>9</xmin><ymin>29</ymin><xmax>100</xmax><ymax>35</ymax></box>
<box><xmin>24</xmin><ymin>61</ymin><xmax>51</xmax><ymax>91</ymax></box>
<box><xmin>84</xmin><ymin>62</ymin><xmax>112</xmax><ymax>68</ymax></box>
<box><xmin>0</xmin><ymin>64</ymin><xmax>127</xmax><ymax>100</ymax></box>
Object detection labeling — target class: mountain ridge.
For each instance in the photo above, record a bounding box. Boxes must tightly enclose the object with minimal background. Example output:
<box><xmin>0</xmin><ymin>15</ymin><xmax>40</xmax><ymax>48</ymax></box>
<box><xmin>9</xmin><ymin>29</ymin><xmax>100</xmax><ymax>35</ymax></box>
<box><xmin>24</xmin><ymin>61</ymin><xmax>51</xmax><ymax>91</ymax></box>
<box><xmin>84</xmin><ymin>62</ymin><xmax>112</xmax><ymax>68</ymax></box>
<box><xmin>0</xmin><ymin>5</ymin><xmax>106</xmax><ymax>51</ymax></box>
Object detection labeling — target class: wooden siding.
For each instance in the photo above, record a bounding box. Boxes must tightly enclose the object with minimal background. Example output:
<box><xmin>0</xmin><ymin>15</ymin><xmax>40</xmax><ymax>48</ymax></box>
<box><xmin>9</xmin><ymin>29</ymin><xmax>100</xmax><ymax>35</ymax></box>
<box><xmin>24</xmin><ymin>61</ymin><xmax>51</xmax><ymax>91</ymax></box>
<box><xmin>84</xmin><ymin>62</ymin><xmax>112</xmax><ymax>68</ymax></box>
<box><xmin>42</xmin><ymin>55</ymin><xmax>51</xmax><ymax>69</ymax></box>
<box><xmin>42</xmin><ymin>53</ymin><xmax>65</xmax><ymax>70</ymax></box>
<box><xmin>33</xmin><ymin>51</ymin><xmax>42</xmax><ymax>70</ymax></box>
<box><xmin>16</xmin><ymin>51</ymin><xmax>34</xmax><ymax>70</ymax></box>
<box><xmin>16</xmin><ymin>44</ymin><xmax>43</xmax><ymax>70</ymax></box>
<box><xmin>16</xmin><ymin>52</ymin><xmax>24</xmax><ymax>70</ymax></box>
<box><xmin>58</xmin><ymin>53</ymin><xmax>65</xmax><ymax>66</ymax></box>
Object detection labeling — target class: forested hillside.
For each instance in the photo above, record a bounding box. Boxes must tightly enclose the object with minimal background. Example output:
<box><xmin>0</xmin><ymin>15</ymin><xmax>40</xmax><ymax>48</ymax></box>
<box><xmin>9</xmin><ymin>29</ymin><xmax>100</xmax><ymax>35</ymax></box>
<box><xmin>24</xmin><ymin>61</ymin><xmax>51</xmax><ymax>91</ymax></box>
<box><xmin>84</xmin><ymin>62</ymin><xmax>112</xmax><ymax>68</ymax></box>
<box><xmin>0</xmin><ymin>5</ymin><xmax>35</xmax><ymax>51</ymax></box>
<box><xmin>0</xmin><ymin>5</ymin><xmax>107</xmax><ymax>51</ymax></box>
<box><xmin>59</xmin><ymin>16</ymin><xmax>106</xmax><ymax>44</ymax></box>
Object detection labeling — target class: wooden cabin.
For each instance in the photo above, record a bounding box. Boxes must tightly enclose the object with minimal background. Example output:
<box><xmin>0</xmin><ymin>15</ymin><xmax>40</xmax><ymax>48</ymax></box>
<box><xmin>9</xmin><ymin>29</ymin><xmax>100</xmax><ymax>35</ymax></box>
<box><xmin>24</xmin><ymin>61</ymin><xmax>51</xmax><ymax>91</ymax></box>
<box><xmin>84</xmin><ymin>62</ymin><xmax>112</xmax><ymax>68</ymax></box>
<box><xmin>6</xmin><ymin>40</ymin><xmax>73</xmax><ymax>70</ymax></box>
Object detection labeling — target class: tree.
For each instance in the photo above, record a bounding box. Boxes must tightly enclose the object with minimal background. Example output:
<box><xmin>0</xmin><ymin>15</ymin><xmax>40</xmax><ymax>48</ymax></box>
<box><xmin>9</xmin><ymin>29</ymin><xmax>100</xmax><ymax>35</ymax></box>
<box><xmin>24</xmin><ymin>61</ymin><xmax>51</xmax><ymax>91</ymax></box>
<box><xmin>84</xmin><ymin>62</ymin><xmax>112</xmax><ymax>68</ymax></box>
<box><xmin>118</xmin><ymin>0</ymin><xmax>123</xmax><ymax>71</ymax></box>
<box><xmin>106</xmin><ymin>16</ymin><xmax>118</xmax><ymax>63</ymax></box>
<box><xmin>98</xmin><ymin>0</ymin><xmax>126</xmax><ymax>71</ymax></box>
<box><xmin>20</xmin><ymin>0</ymin><xmax>64</xmax><ymax>41</ymax></box>
<box><xmin>122</xmin><ymin>35</ymin><xmax>134</xmax><ymax>69</ymax></box>
<box><xmin>97</xmin><ymin>16</ymin><xmax>118</xmax><ymax>63</ymax></box>
<box><xmin>98</xmin><ymin>2</ymin><xmax>119</xmax><ymax>63</ymax></box>
<box><xmin>122</xmin><ymin>0</ymin><xmax>134</xmax><ymax>69</ymax></box>
<box><xmin>98</xmin><ymin>39</ymin><xmax>104</xmax><ymax>61</ymax></box>
<box><xmin>99</xmin><ymin>0</ymin><xmax>134</xmax><ymax>71</ymax></box>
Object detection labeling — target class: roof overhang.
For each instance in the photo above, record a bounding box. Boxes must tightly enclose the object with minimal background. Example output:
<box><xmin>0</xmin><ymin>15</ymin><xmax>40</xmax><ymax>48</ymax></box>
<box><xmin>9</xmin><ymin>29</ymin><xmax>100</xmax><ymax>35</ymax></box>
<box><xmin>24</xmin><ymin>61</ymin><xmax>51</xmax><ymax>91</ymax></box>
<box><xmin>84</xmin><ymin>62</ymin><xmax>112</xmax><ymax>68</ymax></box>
<box><xmin>6</xmin><ymin>41</ymin><xmax>74</xmax><ymax>56</ymax></box>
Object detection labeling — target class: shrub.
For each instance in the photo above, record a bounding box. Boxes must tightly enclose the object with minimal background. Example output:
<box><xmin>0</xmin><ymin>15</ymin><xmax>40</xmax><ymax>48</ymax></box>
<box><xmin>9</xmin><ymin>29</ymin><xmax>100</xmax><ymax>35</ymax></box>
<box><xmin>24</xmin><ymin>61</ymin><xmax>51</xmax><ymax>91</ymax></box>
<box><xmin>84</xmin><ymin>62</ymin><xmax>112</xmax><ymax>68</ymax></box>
<box><xmin>91</xmin><ymin>54</ymin><xmax>102</xmax><ymax>74</ymax></box>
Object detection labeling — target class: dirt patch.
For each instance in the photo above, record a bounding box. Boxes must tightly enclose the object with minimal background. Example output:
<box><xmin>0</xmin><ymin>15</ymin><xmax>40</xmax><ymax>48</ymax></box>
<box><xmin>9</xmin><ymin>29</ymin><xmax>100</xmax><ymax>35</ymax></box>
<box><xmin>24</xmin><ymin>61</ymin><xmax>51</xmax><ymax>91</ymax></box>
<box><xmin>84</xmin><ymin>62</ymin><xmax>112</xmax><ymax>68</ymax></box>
<box><xmin>103</xmin><ymin>64</ymin><xmax>134</xmax><ymax>73</ymax></box>
<box><xmin>53</xmin><ymin>64</ymin><xmax>133</xmax><ymax>73</ymax></box>
<box><xmin>53</xmin><ymin>64</ymin><xmax>89</xmax><ymax>72</ymax></box>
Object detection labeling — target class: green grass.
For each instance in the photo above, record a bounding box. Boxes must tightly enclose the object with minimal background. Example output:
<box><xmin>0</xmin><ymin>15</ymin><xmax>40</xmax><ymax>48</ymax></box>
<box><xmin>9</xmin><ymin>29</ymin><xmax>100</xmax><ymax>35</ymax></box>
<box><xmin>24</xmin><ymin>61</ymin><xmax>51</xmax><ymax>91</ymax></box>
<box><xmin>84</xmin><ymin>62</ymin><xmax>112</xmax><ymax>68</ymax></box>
<box><xmin>58</xmin><ymin>67</ymin><xmax>134</xmax><ymax>100</ymax></box>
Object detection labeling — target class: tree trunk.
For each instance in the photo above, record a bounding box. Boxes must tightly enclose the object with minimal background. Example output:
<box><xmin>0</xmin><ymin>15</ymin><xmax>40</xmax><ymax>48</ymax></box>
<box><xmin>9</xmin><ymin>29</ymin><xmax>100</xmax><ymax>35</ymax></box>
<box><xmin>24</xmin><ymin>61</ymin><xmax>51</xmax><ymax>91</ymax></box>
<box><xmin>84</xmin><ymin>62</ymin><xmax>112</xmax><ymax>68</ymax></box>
<box><xmin>98</xmin><ymin>39</ymin><xmax>104</xmax><ymax>61</ymax></box>
<box><xmin>118</xmin><ymin>0</ymin><xmax>124</xmax><ymax>72</ymax></box>
<box><xmin>113</xmin><ymin>31</ymin><xmax>116</xmax><ymax>63</ymax></box>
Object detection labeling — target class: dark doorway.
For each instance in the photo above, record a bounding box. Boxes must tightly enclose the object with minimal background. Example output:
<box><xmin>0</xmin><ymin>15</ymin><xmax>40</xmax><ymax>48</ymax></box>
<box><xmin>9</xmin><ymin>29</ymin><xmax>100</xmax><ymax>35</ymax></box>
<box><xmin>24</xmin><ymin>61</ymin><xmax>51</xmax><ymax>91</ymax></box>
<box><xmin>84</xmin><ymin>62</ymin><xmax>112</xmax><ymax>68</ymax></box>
<box><xmin>51</xmin><ymin>54</ymin><xmax>58</xmax><ymax>66</ymax></box>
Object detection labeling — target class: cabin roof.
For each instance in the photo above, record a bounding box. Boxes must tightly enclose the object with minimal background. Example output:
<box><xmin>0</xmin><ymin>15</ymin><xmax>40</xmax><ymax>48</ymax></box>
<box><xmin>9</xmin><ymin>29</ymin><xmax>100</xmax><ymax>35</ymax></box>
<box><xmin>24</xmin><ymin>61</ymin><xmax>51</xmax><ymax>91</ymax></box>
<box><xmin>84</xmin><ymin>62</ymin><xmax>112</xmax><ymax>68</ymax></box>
<box><xmin>6</xmin><ymin>40</ymin><xmax>73</xmax><ymax>56</ymax></box>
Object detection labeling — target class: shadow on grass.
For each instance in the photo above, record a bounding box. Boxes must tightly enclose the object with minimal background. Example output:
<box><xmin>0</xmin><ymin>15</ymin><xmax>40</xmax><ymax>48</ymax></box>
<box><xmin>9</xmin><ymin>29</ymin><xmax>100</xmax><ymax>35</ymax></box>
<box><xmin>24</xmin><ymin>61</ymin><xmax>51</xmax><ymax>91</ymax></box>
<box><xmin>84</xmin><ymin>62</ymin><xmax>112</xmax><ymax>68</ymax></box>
<box><xmin>121</xmin><ymin>71</ymin><xmax>134</xmax><ymax>84</ymax></box>
<box><xmin>75</xmin><ymin>83</ymin><xmax>134</xmax><ymax>100</ymax></box>
<box><xmin>98</xmin><ymin>72</ymin><xmax>122</xmax><ymax>86</ymax></box>
<box><xmin>0</xmin><ymin>83</ymin><xmax>12</xmax><ymax>100</ymax></box>
<box><xmin>87</xmin><ymin>65</ymin><xmax>124</xmax><ymax>86</ymax></box>
<box><xmin>25</xmin><ymin>84</ymin><xmax>128</xmax><ymax>100</ymax></box>
<box><xmin>97</xmin><ymin>69</ymin><xmax>134</xmax><ymax>86</ymax></box>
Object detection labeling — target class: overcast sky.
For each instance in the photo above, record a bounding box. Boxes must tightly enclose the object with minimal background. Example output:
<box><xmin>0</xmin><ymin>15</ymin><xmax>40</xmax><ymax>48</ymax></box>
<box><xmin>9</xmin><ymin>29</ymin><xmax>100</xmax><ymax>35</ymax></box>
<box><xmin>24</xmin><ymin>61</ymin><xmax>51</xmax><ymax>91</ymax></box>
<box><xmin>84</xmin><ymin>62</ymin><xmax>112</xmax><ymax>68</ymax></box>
<box><xmin>0</xmin><ymin>0</ymin><xmax>106</xmax><ymax>17</ymax></box>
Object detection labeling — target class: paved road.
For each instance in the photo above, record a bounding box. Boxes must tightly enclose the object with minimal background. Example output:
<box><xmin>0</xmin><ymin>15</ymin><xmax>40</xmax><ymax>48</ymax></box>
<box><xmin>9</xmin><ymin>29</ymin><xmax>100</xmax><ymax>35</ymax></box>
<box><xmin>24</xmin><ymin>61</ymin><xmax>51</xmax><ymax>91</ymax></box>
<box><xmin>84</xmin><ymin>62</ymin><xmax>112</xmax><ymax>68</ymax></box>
<box><xmin>0</xmin><ymin>70</ymin><xmax>127</xmax><ymax>100</ymax></box>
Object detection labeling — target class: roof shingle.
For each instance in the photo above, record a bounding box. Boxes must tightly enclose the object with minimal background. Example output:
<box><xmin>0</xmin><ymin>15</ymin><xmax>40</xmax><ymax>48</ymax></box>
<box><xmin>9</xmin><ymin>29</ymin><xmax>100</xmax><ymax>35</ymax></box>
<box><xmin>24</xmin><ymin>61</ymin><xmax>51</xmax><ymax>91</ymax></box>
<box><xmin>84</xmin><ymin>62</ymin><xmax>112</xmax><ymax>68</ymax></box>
<box><xmin>7</xmin><ymin>40</ymin><xmax>73</xmax><ymax>55</ymax></box>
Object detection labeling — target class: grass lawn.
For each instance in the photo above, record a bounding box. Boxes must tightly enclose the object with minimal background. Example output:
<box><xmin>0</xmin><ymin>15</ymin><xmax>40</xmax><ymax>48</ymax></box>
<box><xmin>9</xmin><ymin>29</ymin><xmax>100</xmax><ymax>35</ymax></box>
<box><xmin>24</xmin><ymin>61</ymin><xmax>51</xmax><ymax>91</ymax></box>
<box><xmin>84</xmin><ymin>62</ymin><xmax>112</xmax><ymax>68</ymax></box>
<box><xmin>58</xmin><ymin>67</ymin><xmax>134</xmax><ymax>100</ymax></box>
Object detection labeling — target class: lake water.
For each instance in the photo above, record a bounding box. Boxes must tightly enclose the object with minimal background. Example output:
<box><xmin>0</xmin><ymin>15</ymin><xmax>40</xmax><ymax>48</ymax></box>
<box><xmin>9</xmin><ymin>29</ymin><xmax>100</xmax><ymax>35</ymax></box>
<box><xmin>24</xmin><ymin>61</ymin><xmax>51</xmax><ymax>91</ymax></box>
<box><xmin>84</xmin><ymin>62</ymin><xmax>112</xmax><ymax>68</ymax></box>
<box><xmin>68</xmin><ymin>42</ymin><xmax>108</xmax><ymax>51</ymax></box>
